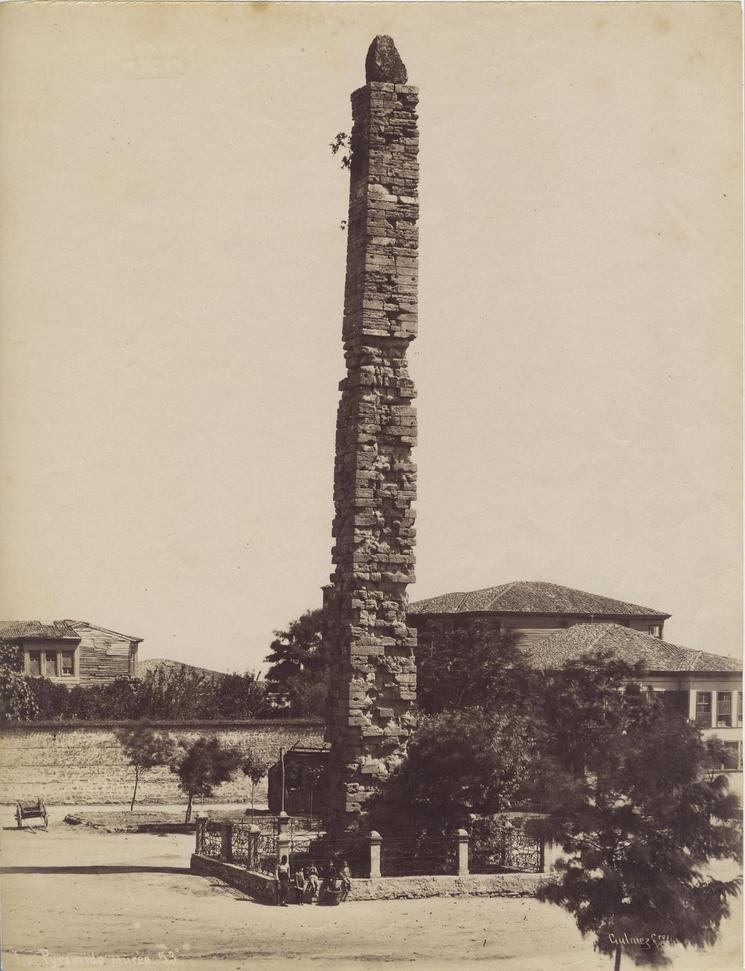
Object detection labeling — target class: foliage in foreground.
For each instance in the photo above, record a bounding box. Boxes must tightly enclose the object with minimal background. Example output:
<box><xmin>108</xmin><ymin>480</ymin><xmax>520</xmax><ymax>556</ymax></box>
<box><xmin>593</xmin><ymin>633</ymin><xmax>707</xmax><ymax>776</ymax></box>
<box><xmin>526</xmin><ymin>657</ymin><xmax>742</xmax><ymax>970</ymax></box>
<box><xmin>370</xmin><ymin>705</ymin><xmax>536</xmax><ymax>836</ymax></box>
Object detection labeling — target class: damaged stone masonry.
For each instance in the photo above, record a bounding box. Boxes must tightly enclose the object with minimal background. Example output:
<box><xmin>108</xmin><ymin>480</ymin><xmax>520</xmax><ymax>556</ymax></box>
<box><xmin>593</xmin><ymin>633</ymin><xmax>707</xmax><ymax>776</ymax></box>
<box><xmin>324</xmin><ymin>36</ymin><xmax>420</xmax><ymax>834</ymax></box>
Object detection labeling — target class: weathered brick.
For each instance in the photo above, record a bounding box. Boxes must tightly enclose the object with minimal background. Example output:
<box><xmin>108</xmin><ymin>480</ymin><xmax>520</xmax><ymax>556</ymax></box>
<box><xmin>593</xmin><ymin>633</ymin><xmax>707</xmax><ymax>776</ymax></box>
<box><xmin>325</xmin><ymin>36</ymin><xmax>419</xmax><ymax>835</ymax></box>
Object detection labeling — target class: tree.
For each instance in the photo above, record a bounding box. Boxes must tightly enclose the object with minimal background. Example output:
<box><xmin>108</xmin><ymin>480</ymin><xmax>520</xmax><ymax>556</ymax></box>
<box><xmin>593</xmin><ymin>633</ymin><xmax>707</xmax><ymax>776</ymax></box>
<box><xmin>0</xmin><ymin>644</ymin><xmax>38</xmax><ymax>723</ymax></box>
<box><xmin>209</xmin><ymin>671</ymin><xmax>272</xmax><ymax>720</ymax></box>
<box><xmin>415</xmin><ymin>620</ymin><xmax>538</xmax><ymax>714</ymax></box>
<box><xmin>171</xmin><ymin>737</ymin><xmax>242</xmax><ymax>823</ymax></box>
<box><xmin>0</xmin><ymin>643</ymin><xmax>24</xmax><ymax>672</ymax></box>
<box><xmin>265</xmin><ymin>609</ymin><xmax>329</xmax><ymax>715</ymax></box>
<box><xmin>118</xmin><ymin>723</ymin><xmax>176</xmax><ymax>811</ymax></box>
<box><xmin>240</xmin><ymin>747</ymin><xmax>271</xmax><ymax>819</ymax></box>
<box><xmin>371</xmin><ymin>706</ymin><xmax>536</xmax><ymax>836</ymax></box>
<box><xmin>528</xmin><ymin>657</ymin><xmax>742</xmax><ymax>971</ymax></box>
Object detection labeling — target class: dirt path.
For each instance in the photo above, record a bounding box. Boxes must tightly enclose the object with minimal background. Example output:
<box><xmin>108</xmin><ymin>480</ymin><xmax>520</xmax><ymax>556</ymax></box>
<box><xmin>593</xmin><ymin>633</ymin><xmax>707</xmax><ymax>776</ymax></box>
<box><xmin>1</xmin><ymin>820</ymin><xmax>741</xmax><ymax>971</ymax></box>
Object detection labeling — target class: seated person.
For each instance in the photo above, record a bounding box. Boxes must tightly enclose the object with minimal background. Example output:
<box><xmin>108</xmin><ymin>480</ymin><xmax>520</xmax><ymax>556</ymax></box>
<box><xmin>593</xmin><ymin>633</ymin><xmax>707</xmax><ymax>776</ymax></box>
<box><xmin>304</xmin><ymin>864</ymin><xmax>320</xmax><ymax>904</ymax></box>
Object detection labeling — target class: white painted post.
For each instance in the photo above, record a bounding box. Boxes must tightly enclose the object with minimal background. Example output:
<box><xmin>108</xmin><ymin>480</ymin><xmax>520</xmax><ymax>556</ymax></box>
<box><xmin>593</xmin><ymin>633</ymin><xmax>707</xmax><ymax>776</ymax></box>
<box><xmin>277</xmin><ymin>811</ymin><xmax>291</xmax><ymax>864</ymax></box>
<box><xmin>369</xmin><ymin>830</ymin><xmax>382</xmax><ymax>878</ymax></box>
<box><xmin>456</xmin><ymin>828</ymin><xmax>469</xmax><ymax>876</ymax></box>
<box><xmin>542</xmin><ymin>840</ymin><xmax>564</xmax><ymax>872</ymax></box>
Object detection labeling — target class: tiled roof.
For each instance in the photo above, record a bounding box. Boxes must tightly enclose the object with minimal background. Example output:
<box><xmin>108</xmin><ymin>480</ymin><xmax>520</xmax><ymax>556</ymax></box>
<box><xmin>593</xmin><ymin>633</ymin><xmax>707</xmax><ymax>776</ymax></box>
<box><xmin>0</xmin><ymin>620</ymin><xmax>80</xmax><ymax>642</ymax></box>
<box><xmin>521</xmin><ymin>623</ymin><xmax>741</xmax><ymax>673</ymax></box>
<box><xmin>409</xmin><ymin>581</ymin><xmax>668</xmax><ymax>618</ymax></box>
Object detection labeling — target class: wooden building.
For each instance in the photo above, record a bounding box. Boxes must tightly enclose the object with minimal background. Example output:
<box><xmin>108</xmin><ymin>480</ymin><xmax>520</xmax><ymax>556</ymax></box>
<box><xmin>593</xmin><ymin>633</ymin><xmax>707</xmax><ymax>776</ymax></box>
<box><xmin>0</xmin><ymin>620</ymin><xmax>141</xmax><ymax>686</ymax></box>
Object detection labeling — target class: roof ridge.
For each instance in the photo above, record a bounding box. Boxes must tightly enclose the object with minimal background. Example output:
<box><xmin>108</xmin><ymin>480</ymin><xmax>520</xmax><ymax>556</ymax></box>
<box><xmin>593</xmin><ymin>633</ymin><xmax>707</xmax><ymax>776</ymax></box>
<box><xmin>587</xmin><ymin>624</ymin><xmax>614</xmax><ymax>653</ymax></box>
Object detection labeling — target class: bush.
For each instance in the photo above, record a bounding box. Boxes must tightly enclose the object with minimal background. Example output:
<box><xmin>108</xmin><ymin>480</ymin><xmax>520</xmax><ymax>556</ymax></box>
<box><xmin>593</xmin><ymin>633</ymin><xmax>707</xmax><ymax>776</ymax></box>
<box><xmin>0</xmin><ymin>669</ymin><xmax>38</xmax><ymax>723</ymax></box>
<box><xmin>16</xmin><ymin>667</ymin><xmax>272</xmax><ymax>721</ymax></box>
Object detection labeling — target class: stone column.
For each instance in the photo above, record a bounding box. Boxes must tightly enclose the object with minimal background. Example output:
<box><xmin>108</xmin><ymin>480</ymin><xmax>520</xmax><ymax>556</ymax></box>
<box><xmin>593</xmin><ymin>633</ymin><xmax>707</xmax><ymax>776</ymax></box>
<box><xmin>325</xmin><ymin>35</ymin><xmax>420</xmax><ymax>835</ymax></box>
<box><xmin>456</xmin><ymin>828</ymin><xmax>469</xmax><ymax>876</ymax></box>
<box><xmin>369</xmin><ymin>830</ymin><xmax>382</xmax><ymax>878</ymax></box>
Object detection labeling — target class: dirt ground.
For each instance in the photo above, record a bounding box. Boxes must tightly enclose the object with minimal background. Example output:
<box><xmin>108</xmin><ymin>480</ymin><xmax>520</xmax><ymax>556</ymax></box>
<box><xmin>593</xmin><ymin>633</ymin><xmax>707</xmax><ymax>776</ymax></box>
<box><xmin>1</xmin><ymin>809</ymin><xmax>742</xmax><ymax>971</ymax></box>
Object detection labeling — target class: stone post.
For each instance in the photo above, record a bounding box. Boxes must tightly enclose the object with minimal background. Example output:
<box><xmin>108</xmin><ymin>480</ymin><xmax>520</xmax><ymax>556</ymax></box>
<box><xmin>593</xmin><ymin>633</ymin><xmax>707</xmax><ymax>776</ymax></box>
<box><xmin>542</xmin><ymin>840</ymin><xmax>564</xmax><ymax>873</ymax></box>
<box><xmin>220</xmin><ymin>822</ymin><xmax>233</xmax><ymax>863</ymax></box>
<box><xmin>276</xmin><ymin>811</ymin><xmax>291</xmax><ymax>865</ymax></box>
<box><xmin>195</xmin><ymin>815</ymin><xmax>205</xmax><ymax>855</ymax></box>
<box><xmin>456</xmin><ymin>828</ymin><xmax>469</xmax><ymax>877</ymax></box>
<box><xmin>369</xmin><ymin>829</ymin><xmax>382</xmax><ymax>878</ymax></box>
<box><xmin>325</xmin><ymin>33</ymin><xmax>420</xmax><ymax>836</ymax></box>
<box><xmin>249</xmin><ymin>823</ymin><xmax>261</xmax><ymax>871</ymax></box>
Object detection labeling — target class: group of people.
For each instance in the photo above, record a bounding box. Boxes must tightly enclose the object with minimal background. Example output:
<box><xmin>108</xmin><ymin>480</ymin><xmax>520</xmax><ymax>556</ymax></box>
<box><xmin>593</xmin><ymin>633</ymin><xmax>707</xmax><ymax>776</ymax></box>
<box><xmin>275</xmin><ymin>856</ymin><xmax>352</xmax><ymax>906</ymax></box>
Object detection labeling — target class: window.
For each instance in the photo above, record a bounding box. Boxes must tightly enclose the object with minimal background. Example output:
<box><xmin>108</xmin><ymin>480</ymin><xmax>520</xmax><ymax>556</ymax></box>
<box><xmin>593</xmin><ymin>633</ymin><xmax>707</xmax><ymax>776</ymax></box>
<box><xmin>719</xmin><ymin>742</ymin><xmax>742</xmax><ymax>771</ymax></box>
<box><xmin>660</xmin><ymin>690</ymin><xmax>687</xmax><ymax>715</ymax></box>
<box><xmin>716</xmin><ymin>692</ymin><xmax>732</xmax><ymax>728</ymax></box>
<box><xmin>648</xmin><ymin>625</ymin><xmax>662</xmax><ymax>638</ymax></box>
<box><xmin>695</xmin><ymin>691</ymin><xmax>712</xmax><ymax>727</ymax></box>
<box><xmin>60</xmin><ymin>651</ymin><xmax>75</xmax><ymax>676</ymax></box>
<box><xmin>28</xmin><ymin>651</ymin><xmax>41</xmax><ymax>676</ymax></box>
<box><xmin>44</xmin><ymin>653</ymin><xmax>57</xmax><ymax>677</ymax></box>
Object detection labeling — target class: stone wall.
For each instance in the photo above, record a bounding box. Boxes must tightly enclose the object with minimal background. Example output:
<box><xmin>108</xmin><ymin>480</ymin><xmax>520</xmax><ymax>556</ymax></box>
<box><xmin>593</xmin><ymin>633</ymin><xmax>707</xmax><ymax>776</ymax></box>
<box><xmin>325</xmin><ymin>35</ymin><xmax>420</xmax><ymax>833</ymax></box>
<box><xmin>190</xmin><ymin>854</ymin><xmax>554</xmax><ymax>901</ymax></box>
<box><xmin>0</xmin><ymin>719</ymin><xmax>323</xmax><ymax>805</ymax></box>
<box><xmin>191</xmin><ymin>853</ymin><xmax>278</xmax><ymax>904</ymax></box>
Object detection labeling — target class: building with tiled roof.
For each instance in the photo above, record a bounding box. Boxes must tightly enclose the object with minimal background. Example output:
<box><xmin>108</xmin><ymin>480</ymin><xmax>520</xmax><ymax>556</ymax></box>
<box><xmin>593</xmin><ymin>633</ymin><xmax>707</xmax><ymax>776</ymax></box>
<box><xmin>407</xmin><ymin>583</ymin><xmax>741</xmax><ymax>791</ymax></box>
<box><xmin>520</xmin><ymin>623</ymin><xmax>740</xmax><ymax>674</ymax></box>
<box><xmin>0</xmin><ymin>620</ymin><xmax>80</xmax><ymax>642</ymax></box>
<box><xmin>523</xmin><ymin>623</ymin><xmax>742</xmax><ymax>792</ymax></box>
<box><xmin>408</xmin><ymin>581</ymin><xmax>671</xmax><ymax>666</ymax></box>
<box><xmin>409</xmin><ymin>580</ymin><xmax>669</xmax><ymax>625</ymax></box>
<box><xmin>0</xmin><ymin>620</ymin><xmax>141</xmax><ymax>685</ymax></box>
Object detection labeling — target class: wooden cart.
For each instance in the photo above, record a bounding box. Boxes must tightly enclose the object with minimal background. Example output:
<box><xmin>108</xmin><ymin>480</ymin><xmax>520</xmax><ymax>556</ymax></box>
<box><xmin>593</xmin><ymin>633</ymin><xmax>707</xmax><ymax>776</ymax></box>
<box><xmin>15</xmin><ymin>798</ymin><xmax>48</xmax><ymax>830</ymax></box>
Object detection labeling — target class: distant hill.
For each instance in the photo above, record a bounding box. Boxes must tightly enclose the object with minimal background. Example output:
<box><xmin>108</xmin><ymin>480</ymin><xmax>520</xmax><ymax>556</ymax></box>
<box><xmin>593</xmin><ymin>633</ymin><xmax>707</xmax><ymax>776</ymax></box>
<box><xmin>135</xmin><ymin>658</ymin><xmax>230</xmax><ymax>680</ymax></box>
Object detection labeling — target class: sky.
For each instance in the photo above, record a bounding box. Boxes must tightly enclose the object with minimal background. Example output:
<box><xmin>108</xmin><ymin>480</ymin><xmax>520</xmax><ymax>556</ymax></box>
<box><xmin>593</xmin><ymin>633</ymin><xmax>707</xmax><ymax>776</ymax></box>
<box><xmin>0</xmin><ymin>2</ymin><xmax>741</xmax><ymax>673</ymax></box>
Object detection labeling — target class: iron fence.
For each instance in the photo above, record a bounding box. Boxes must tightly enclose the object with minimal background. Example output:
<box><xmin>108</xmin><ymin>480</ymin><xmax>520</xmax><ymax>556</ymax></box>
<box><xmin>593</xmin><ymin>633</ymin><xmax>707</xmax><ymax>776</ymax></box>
<box><xmin>256</xmin><ymin>831</ymin><xmax>279</xmax><ymax>874</ymax></box>
<box><xmin>196</xmin><ymin>818</ymin><xmax>223</xmax><ymax>859</ymax></box>
<box><xmin>469</xmin><ymin>827</ymin><xmax>543</xmax><ymax>874</ymax></box>
<box><xmin>380</xmin><ymin>836</ymin><xmax>457</xmax><ymax>877</ymax></box>
<box><xmin>196</xmin><ymin>816</ymin><xmax>544</xmax><ymax>880</ymax></box>
<box><xmin>289</xmin><ymin>835</ymin><xmax>369</xmax><ymax>878</ymax></box>
<box><xmin>231</xmin><ymin>822</ymin><xmax>257</xmax><ymax>868</ymax></box>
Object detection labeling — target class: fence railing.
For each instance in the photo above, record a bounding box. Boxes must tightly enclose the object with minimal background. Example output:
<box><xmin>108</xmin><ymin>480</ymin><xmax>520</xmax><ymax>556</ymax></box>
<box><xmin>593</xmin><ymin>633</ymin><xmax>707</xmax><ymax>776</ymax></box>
<box><xmin>195</xmin><ymin>816</ymin><xmax>548</xmax><ymax>879</ymax></box>
<box><xmin>380</xmin><ymin>836</ymin><xmax>457</xmax><ymax>876</ymax></box>
<box><xmin>289</xmin><ymin>835</ymin><xmax>370</xmax><ymax>879</ymax></box>
<box><xmin>195</xmin><ymin>818</ymin><xmax>277</xmax><ymax>874</ymax></box>
<box><xmin>469</xmin><ymin>825</ymin><xmax>543</xmax><ymax>874</ymax></box>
